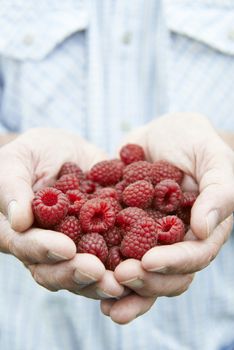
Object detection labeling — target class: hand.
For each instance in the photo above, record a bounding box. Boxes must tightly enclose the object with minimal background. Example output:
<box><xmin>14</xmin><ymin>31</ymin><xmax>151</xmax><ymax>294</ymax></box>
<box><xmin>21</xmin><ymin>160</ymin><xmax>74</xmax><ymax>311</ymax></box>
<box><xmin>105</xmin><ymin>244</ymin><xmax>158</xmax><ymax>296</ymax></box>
<box><xmin>0</xmin><ymin>128</ymin><xmax>126</xmax><ymax>300</ymax></box>
<box><xmin>101</xmin><ymin>113</ymin><xmax>234</xmax><ymax>323</ymax></box>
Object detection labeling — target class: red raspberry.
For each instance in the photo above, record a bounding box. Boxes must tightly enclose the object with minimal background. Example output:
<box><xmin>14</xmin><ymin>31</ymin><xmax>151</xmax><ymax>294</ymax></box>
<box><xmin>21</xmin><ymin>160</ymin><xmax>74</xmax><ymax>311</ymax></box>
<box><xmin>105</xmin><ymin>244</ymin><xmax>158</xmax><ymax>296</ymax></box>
<box><xmin>154</xmin><ymin>179</ymin><xmax>183</xmax><ymax>213</ymax></box>
<box><xmin>111</xmin><ymin>159</ymin><xmax>125</xmax><ymax>172</ymax></box>
<box><xmin>79</xmin><ymin>179</ymin><xmax>97</xmax><ymax>194</ymax></box>
<box><xmin>105</xmin><ymin>246</ymin><xmax>124</xmax><ymax>271</ymax></box>
<box><xmin>77</xmin><ymin>233</ymin><xmax>108</xmax><ymax>263</ymax></box>
<box><xmin>156</xmin><ymin>215</ymin><xmax>185</xmax><ymax>244</ymax></box>
<box><xmin>122</xmin><ymin>180</ymin><xmax>154</xmax><ymax>208</ymax></box>
<box><xmin>54</xmin><ymin>174</ymin><xmax>80</xmax><ymax>193</ymax></box>
<box><xmin>105</xmin><ymin>198</ymin><xmax>122</xmax><ymax>216</ymax></box>
<box><xmin>32</xmin><ymin>187</ymin><xmax>69</xmax><ymax>228</ymax></box>
<box><xmin>120</xmin><ymin>143</ymin><xmax>145</xmax><ymax>165</ymax></box>
<box><xmin>66</xmin><ymin>190</ymin><xmax>88</xmax><ymax>216</ymax></box>
<box><xmin>89</xmin><ymin>160</ymin><xmax>123</xmax><ymax>186</ymax></box>
<box><xmin>116</xmin><ymin>207</ymin><xmax>148</xmax><ymax>232</ymax></box>
<box><xmin>145</xmin><ymin>208</ymin><xmax>165</xmax><ymax>222</ymax></box>
<box><xmin>102</xmin><ymin>226</ymin><xmax>123</xmax><ymax>248</ymax></box>
<box><xmin>123</xmin><ymin>161</ymin><xmax>153</xmax><ymax>185</ymax></box>
<box><xmin>120</xmin><ymin>217</ymin><xmax>158</xmax><ymax>260</ymax></box>
<box><xmin>176</xmin><ymin>191</ymin><xmax>198</xmax><ymax>225</ymax></box>
<box><xmin>79</xmin><ymin>198</ymin><xmax>115</xmax><ymax>233</ymax></box>
<box><xmin>181</xmin><ymin>191</ymin><xmax>198</xmax><ymax>207</ymax></box>
<box><xmin>115</xmin><ymin>180</ymin><xmax>127</xmax><ymax>202</ymax></box>
<box><xmin>151</xmin><ymin>160</ymin><xmax>183</xmax><ymax>185</ymax></box>
<box><xmin>94</xmin><ymin>187</ymin><xmax>119</xmax><ymax>201</ymax></box>
<box><xmin>58</xmin><ymin>162</ymin><xmax>84</xmax><ymax>180</ymax></box>
<box><xmin>55</xmin><ymin>216</ymin><xmax>82</xmax><ymax>244</ymax></box>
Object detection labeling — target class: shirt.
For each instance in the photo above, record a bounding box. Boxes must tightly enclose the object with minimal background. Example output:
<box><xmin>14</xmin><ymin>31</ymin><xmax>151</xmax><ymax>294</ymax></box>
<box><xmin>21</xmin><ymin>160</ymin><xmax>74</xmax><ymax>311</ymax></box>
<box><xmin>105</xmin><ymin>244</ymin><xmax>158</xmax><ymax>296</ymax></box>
<box><xmin>0</xmin><ymin>1</ymin><xmax>234</xmax><ymax>349</ymax></box>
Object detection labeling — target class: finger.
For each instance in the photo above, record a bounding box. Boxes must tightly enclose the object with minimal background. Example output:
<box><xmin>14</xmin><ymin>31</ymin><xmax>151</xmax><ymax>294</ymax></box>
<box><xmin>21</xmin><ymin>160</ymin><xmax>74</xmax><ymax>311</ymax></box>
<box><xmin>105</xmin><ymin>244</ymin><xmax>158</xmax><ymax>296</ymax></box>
<box><xmin>28</xmin><ymin>254</ymin><xmax>105</xmax><ymax>293</ymax></box>
<box><xmin>114</xmin><ymin>259</ymin><xmax>194</xmax><ymax>297</ymax></box>
<box><xmin>101</xmin><ymin>294</ymin><xmax>156</xmax><ymax>324</ymax></box>
<box><xmin>192</xmin><ymin>140</ymin><xmax>234</xmax><ymax>239</ymax></box>
<box><xmin>0</xmin><ymin>142</ymin><xmax>34</xmax><ymax>232</ymax></box>
<box><xmin>181</xmin><ymin>174</ymin><xmax>198</xmax><ymax>192</ymax></box>
<box><xmin>0</xmin><ymin>213</ymin><xmax>76</xmax><ymax>263</ymax></box>
<box><xmin>142</xmin><ymin>215</ymin><xmax>233</xmax><ymax>274</ymax></box>
<box><xmin>100</xmin><ymin>299</ymin><xmax>116</xmax><ymax>316</ymax></box>
<box><xmin>80</xmin><ymin>270</ymin><xmax>128</xmax><ymax>300</ymax></box>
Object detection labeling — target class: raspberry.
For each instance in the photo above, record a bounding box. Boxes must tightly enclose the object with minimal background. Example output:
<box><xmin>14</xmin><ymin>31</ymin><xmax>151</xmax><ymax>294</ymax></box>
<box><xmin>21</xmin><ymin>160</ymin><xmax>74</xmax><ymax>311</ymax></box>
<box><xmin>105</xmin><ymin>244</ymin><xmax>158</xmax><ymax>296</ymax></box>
<box><xmin>176</xmin><ymin>191</ymin><xmax>198</xmax><ymax>225</ymax></box>
<box><xmin>154</xmin><ymin>179</ymin><xmax>183</xmax><ymax>213</ymax></box>
<box><xmin>102</xmin><ymin>226</ymin><xmax>123</xmax><ymax>248</ymax></box>
<box><xmin>116</xmin><ymin>207</ymin><xmax>148</xmax><ymax>232</ymax></box>
<box><xmin>105</xmin><ymin>198</ymin><xmax>122</xmax><ymax>216</ymax></box>
<box><xmin>151</xmin><ymin>160</ymin><xmax>183</xmax><ymax>185</ymax></box>
<box><xmin>120</xmin><ymin>143</ymin><xmax>145</xmax><ymax>165</ymax></box>
<box><xmin>94</xmin><ymin>187</ymin><xmax>119</xmax><ymax>201</ymax></box>
<box><xmin>79</xmin><ymin>179</ymin><xmax>97</xmax><ymax>194</ymax></box>
<box><xmin>58</xmin><ymin>162</ymin><xmax>84</xmax><ymax>180</ymax></box>
<box><xmin>55</xmin><ymin>216</ymin><xmax>82</xmax><ymax>244</ymax></box>
<box><xmin>79</xmin><ymin>198</ymin><xmax>115</xmax><ymax>233</ymax></box>
<box><xmin>77</xmin><ymin>233</ymin><xmax>108</xmax><ymax>263</ymax></box>
<box><xmin>54</xmin><ymin>174</ymin><xmax>80</xmax><ymax>193</ymax></box>
<box><xmin>115</xmin><ymin>180</ymin><xmax>127</xmax><ymax>202</ymax></box>
<box><xmin>123</xmin><ymin>161</ymin><xmax>153</xmax><ymax>185</ymax></box>
<box><xmin>111</xmin><ymin>159</ymin><xmax>125</xmax><ymax>172</ymax></box>
<box><xmin>122</xmin><ymin>180</ymin><xmax>154</xmax><ymax>208</ymax></box>
<box><xmin>181</xmin><ymin>191</ymin><xmax>198</xmax><ymax>207</ymax></box>
<box><xmin>156</xmin><ymin>215</ymin><xmax>185</xmax><ymax>244</ymax></box>
<box><xmin>105</xmin><ymin>246</ymin><xmax>124</xmax><ymax>271</ymax></box>
<box><xmin>145</xmin><ymin>208</ymin><xmax>165</xmax><ymax>222</ymax></box>
<box><xmin>32</xmin><ymin>187</ymin><xmax>69</xmax><ymax>228</ymax></box>
<box><xmin>66</xmin><ymin>190</ymin><xmax>88</xmax><ymax>216</ymax></box>
<box><xmin>89</xmin><ymin>160</ymin><xmax>123</xmax><ymax>186</ymax></box>
<box><xmin>120</xmin><ymin>217</ymin><xmax>158</xmax><ymax>260</ymax></box>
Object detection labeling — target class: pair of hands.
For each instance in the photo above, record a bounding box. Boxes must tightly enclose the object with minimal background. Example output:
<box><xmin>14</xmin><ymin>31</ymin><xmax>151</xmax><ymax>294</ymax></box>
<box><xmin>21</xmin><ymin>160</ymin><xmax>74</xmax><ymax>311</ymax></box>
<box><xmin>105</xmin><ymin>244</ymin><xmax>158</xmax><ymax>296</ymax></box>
<box><xmin>0</xmin><ymin>113</ymin><xmax>233</xmax><ymax>324</ymax></box>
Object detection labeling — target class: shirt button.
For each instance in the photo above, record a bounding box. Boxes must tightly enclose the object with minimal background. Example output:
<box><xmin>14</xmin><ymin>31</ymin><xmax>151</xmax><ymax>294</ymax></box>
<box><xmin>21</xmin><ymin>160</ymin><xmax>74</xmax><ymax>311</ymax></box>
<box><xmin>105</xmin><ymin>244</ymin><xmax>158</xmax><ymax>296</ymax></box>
<box><xmin>22</xmin><ymin>34</ymin><xmax>34</xmax><ymax>46</ymax></box>
<box><xmin>122</xmin><ymin>32</ymin><xmax>132</xmax><ymax>45</ymax></box>
<box><xmin>120</xmin><ymin>121</ymin><xmax>132</xmax><ymax>132</ymax></box>
<box><xmin>228</xmin><ymin>29</ymin><xmax>234</xmax><ymax>41</ymax></box>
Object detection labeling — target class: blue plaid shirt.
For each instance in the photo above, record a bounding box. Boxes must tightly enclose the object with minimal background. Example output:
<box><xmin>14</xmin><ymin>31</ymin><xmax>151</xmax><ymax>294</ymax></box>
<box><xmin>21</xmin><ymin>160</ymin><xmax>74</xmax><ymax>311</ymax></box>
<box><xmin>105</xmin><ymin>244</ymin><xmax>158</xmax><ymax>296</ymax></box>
<box><xmin>0</xmin><ymin>1</ymin><xmax>234</xmax><ymax>349</ymax></box>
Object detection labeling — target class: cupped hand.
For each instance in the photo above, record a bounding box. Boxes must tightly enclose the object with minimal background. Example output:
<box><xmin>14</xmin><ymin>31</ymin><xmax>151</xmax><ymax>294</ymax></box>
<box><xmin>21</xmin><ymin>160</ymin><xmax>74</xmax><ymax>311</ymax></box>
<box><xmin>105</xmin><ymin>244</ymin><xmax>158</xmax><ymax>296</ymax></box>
<box><xmin>0</xmin><ymin>128</ymin><xmax>126</xmax><ymax>300</ymax></box>
<box><xmin>101</xmin><ymin>113</ymin><xmax>234</xmax><ymax>324</ymax></box>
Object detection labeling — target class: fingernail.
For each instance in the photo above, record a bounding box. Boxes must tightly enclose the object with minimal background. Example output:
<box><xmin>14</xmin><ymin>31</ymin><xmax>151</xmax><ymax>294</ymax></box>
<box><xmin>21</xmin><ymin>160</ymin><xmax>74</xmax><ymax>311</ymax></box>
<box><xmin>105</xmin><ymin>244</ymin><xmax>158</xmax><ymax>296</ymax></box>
<box><xmin>206</xmin><ymin>210</ymin><xmax>219</xmax><ymax>237</ymax></box>
<box><xmin>47</xmin><ymin>251</ymin><xmax>70</xmax><ymax>262</ymax></box>
<box><xmin>96</xmin><ymin>289</ymin><xmax>117</xmax><ymax>299</ymax></box>
<box><xmin>122</xmin><ymin>278</ymin><xmax>144</xmax><ymax>289</ymax></box>
<box><xmin>115</xmin><ymin>288</ymin><xmax>131</xmax><ymax>300</ymax></box>
<box><xmin>73</xmin><ymin>269</ymin><xmax>97</xmax><ymax>285</ymax></box>
<box><xmin>7</xmin><ymin>200</ymin><xmax>18</xmax><ymax>227</ymax></box>
<box><xmin>148</xmin><ymin>266</ymin><xmax>168</xmax><ymax>273</ymax></box>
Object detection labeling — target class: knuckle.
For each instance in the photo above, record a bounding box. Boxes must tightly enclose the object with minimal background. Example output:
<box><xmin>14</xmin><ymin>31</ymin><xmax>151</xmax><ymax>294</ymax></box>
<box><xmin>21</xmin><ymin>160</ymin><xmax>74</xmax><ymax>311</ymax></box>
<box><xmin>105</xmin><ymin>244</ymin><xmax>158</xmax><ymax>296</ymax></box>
<box><xmin>141</xmin><ymin>289</ymin><xmax>159</xmax><ymax>298</ymax></box>
<box><xmin>168</xmin><ymin>274</ymin><xmax>194</xmax><ymax>297</ymax></box>
<box><xmin>7</xmin><ymin>236</ymin><xmax>18</xmax><ymax>257</ymax></box>
<box><xmin>0</xmin><ymin>215</ymin><xmax>16</xmax><ymax>254</ymax></box>
<box><xmin>29</xmin><ymin>265</ymin><xmax>58</xmax><ymax>292</ymax></box>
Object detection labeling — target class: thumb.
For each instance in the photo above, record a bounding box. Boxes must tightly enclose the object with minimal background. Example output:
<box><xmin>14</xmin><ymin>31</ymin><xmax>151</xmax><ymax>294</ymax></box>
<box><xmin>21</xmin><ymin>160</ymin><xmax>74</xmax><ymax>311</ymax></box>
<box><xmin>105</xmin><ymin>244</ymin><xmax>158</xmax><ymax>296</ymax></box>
<box><xmin>0</xmin><ymin>149</ymin><xmax>34</xmax><ymax>232</ymax></box>
<box><xmin>190</xmin><ymin>142</ymin><xmax>234</xmax><ymax>239</ymax></box>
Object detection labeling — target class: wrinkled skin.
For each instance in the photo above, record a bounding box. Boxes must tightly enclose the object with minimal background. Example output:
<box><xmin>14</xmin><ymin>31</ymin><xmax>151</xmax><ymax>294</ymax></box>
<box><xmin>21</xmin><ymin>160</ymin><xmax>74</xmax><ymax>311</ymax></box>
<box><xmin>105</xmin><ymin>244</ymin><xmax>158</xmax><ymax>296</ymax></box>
<box><xmin>0</xmin><ymin>113</ymin><xmax>233</xmax><ymax>325</ymax></box>
<box><xmin>101</xmin><ymin>113</ymin><xmax>234</xmax><ymax>324</ymax></box>
<box><xmin>0</xmin><ymin>128</ymin><xmax>128</xmax><ymax>300</ymax></box>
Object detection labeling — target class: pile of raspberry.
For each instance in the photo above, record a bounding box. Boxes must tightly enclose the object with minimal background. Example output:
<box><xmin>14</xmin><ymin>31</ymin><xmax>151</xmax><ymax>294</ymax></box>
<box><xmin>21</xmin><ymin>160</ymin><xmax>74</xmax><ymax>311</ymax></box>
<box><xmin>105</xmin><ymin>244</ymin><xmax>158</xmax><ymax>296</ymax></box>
<box><xmin>32</xmin><ymin>144</ymin><xmax>198</xmax><ymax>271</ymax></box>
